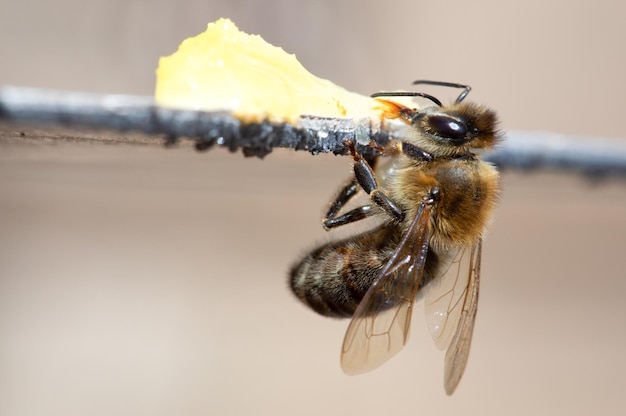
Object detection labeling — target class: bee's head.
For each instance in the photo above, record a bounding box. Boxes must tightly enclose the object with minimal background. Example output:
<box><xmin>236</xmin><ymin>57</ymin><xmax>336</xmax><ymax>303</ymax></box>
<box><xmin>402</xmin><ymin>101</ymin><xmax>501</xmax><ymax>159</ymax></box>
<box><xmin>372</xmin><ymin>81</ymin><xmax>502</xmax><ymax>160</ymax></box>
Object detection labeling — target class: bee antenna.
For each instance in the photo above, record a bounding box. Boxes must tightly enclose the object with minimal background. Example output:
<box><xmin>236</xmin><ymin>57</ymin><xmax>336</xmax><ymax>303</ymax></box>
<box><xmin>370</xmin><ymin>91</ymin><xmax>442</xmax><ymax>107</ymax></box>
<box><xmin>412</xmin><ymin>80</ymin><xmax>472</xmax><ymax>103</ymax></box>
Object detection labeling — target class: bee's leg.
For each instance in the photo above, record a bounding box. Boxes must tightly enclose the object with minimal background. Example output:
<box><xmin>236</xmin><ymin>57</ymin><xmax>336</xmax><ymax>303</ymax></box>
<box><xmin>347</xmin><ymin>141</ymin><xmax>404</xmax><ymax>223</ymax></box>
<box><xmin>323</xmin><ymin>204</ymin><xmax>376</xmax><ymax>230</ymax></box>
<box><xmin>322</xmin><ymin>176</ymin><xmax>377</xmax><ymax>230</ymax></box>
<box><xmin>324</xmin><ymin>177</ymin><xmax>359</xmax><ymax>222</ymax></box>
<box><xmin>322</xmin><ymin>142</ymin><xmax>403</xmax><ymax>230</ymax></box>
<box><xmin>322</xmin><ymin>151</ymin><xmax>381</xmax><ymax>230</ymax></box>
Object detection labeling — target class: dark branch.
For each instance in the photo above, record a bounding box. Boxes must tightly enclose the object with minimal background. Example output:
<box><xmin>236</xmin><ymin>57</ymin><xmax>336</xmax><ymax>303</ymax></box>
<box><xmin>1</xmin><ymin>86</ymin><xmax>625</xmax><ymax>179</ymax></box>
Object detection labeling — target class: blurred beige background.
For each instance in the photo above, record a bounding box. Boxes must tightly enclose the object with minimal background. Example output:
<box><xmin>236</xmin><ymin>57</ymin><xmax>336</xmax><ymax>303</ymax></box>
<box><xmin>1</xmin><ymin>1</ymin><xmax>626</xmax><ymax>415</ymax></box>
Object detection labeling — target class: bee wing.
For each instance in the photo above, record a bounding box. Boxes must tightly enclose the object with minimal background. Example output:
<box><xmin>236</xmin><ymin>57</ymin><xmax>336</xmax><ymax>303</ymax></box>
<box><xmin>425</xmin><ymin>244</ymin><xmax>472</xmax><ymax>350</ymax></box>
<box><xmin>444</xmin><ymin>241</ymin><xmax>481</xmax><ymax>395</ymax></box>
<box><xmin>341</xmin><ymin>202</ymin><xmax>433</xmax><ymax>375</ymax></box>
<box><xmin>425</xmin><ymin>241</ymin><xmax>482</xmax><ymax>395</ymax></box>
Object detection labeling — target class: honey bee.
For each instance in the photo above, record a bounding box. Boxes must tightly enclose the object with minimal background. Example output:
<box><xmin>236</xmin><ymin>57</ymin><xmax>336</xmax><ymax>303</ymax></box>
<box><xmin>289</xmin><ymin>80</ymin><xmax>501</xmax><ymax>395</ymax></box>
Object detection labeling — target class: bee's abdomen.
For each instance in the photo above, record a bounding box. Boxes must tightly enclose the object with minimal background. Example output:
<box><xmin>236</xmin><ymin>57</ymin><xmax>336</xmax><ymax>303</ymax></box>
<box><xmin>289</xmin><ymin>229</ymin><xmax>395</xmax><ymax>318</ymax></box>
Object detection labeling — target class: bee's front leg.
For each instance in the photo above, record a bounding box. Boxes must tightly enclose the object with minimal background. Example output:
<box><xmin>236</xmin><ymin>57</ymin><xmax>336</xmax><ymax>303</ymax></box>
<box><xmin>323</xmin><ymin>175</ymin><xmax>383</xmax><ymax>230</ymax></box>
<box><xmin>348</xmin><ymin>141</ymin><xmax>404</xmax><ymax>223</ymax></box>
<box><xmin>323</xmin><ymin>141</ymin><xmax>404</xmax><ymax>230</ymax></box>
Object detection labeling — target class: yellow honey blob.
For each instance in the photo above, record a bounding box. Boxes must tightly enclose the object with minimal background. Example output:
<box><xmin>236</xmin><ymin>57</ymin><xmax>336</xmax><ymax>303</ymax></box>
<box><xmin>155</xmin><ymin>18</ymin><xmax>382</xmax><ymax>123</ymax></box>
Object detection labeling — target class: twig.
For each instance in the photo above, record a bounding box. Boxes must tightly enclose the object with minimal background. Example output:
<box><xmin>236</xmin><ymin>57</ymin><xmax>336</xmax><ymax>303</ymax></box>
<box><xmin>1</xmin><ymin>86</ymin><xmax>625</xmax><ymax>179</ymax></box>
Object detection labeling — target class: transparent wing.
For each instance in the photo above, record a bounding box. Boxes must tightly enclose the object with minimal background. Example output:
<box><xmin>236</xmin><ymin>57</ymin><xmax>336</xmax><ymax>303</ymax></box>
<box><xmin>340</xmin><ymin>202</ymin><xmax>433</xmax><ymax>375</ymax></box>
<box><xmin>425</xmin><ymin>244</ymin><xmax>473</xmax><ymax>350</ymax></box>
<box><xmin>424</xmin><ymin>241</ymin><xmax>482</xmax><ymax>395</ymax></box>
<box><xmin>444</xmin><ymin>241</ymin><xmax>481</xmax><ymax>395</ymax></box>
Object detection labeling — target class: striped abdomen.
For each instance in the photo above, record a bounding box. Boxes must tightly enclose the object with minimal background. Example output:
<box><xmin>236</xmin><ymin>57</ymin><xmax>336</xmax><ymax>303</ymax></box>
<box><xmin>289</xmin><ymin>225</ymin><xmax>402</xmax><ymax>318</ymax></box>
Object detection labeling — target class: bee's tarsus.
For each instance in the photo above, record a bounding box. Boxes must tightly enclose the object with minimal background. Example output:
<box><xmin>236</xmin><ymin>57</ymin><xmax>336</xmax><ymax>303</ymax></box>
<box><xmin>324</xmin><ymin>178</ymin><xmax>359</xmax><ymax>222</ymax></box>
<box><xmin>323</xmin><ymin>205</ymin><xmax>376</xmax><ymax>230</ymax></box>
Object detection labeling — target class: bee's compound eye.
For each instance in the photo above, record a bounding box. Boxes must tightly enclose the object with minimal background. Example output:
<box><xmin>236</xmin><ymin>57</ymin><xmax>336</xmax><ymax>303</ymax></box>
<box><xmin>427</xmin><ymin>115</ymin><xmax>468</xmax><ymax>144</ymax></box>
